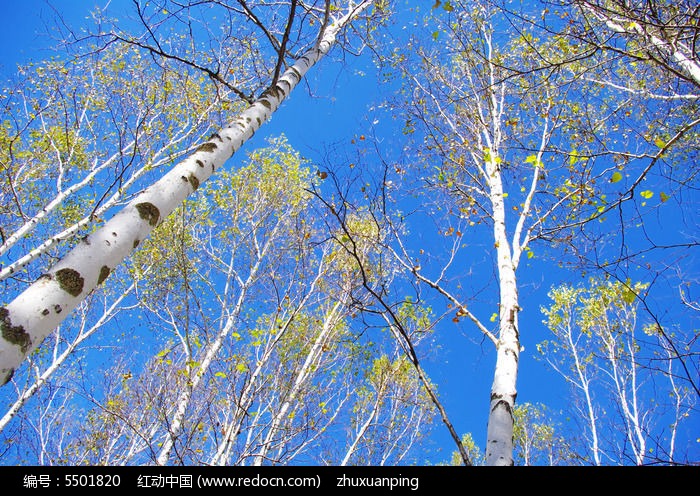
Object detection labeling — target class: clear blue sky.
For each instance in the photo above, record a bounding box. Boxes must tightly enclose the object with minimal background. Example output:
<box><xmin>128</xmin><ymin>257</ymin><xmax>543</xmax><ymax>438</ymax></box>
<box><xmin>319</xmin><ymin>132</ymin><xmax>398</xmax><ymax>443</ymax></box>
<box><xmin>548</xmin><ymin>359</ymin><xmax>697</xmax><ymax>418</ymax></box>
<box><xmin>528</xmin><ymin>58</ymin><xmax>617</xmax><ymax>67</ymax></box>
<box><xmin>1</xmin><ymin>0</ymin><xmax>696</xmax><ymax>465</ymax></box>
<box><xmin>0</xmin><ymin>0</ymin><xmax>565</xmax><ymax>460</ymax></box>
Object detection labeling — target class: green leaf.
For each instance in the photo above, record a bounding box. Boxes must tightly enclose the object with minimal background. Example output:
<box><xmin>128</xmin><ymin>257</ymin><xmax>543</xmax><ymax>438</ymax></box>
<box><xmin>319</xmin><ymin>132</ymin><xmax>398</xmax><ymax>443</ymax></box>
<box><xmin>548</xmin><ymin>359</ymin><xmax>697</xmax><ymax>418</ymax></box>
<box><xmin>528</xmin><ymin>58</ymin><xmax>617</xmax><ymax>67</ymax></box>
<box><xmin>442</xmin><ymin>1</ymin><xmax>454</xmax><ymax>11</ymax></box>
<box><xmin>525</xmin><ymin>154</ymin><xmax>542</xmax><ymax>168</ymax></box>
<box><xmin>640</xmin><ymin>190</ymin><xmax>653</xmax><ymax>199</ymax></box>
<box><xmin>432</xmin><ymin>31</ymin><xmax>439</xmax><ymax>40</ymax></box>
<box><xmin>610</xmin><ymin>171</ymin><xmax>623</xmax><ymax>183</ymax></box>
<box><xmin>660</xmin><ymin>192</ymin><xmax>669</xmax><ymax>202</ymax></box>
<box><xmin>435</xmin><ymin>166</ymin><xmax>445</xmax><ymax>182</ymax></box>
<box><xmin>621</xmin><ymin>290</ymin><xmax>636</xmax><ymax>304</ymax></box>
<box><xmin>569</xmin><ymin>149</ymin><xmax>579</xmax><ymax>165</ymax></box>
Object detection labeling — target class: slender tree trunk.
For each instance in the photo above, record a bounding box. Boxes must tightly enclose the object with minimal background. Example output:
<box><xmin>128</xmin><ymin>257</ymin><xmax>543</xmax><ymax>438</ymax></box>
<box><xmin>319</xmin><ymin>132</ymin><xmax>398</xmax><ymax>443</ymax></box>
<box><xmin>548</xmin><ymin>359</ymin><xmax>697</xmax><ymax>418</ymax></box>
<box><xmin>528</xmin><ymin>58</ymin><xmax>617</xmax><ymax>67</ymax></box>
<box><xmin>569</xmin><ymin>322</ymin><xmax>602</xmax><ymax>466</ymax></box>
<box><xmin>0</xmin><ymin>279</ymin><xmax>140</xmax><ymax>434</ymax></box>
<box><xmin>157</xmin><ymin>218</ymin><xmax>326</xmax><ymax>465</ymax></box>
<box><xmin>0</xmin><ymin>111</ymin><xmax>215</xmax><ymax>281</ymax></box>
<box><xmin>155</xmin><ymin>247</ymin><xmax>265</xmax><ymax>466</ymax></box>
<box><xmin>0</xmin><ymin>1</ymin><xmax>372</xmax><ymax>386</ymax></box>
<box><xmin>252</xmin><ymin>298</ymin><xmax>345</xmax><ymax>466</ymax></box>
<box><xmin>483</xmin><ymin>152</ymin><xmax>521</xmax><ymax>466</ymax></box>
<box><xmin>475</xmin><ymin>49</ymin><xmax>521</xmax><ymax>465</ymax></box>
<box><xmin>341</xmin><ymin>386</ymin><xmax>384</xmax><ymax>466</ymax></box>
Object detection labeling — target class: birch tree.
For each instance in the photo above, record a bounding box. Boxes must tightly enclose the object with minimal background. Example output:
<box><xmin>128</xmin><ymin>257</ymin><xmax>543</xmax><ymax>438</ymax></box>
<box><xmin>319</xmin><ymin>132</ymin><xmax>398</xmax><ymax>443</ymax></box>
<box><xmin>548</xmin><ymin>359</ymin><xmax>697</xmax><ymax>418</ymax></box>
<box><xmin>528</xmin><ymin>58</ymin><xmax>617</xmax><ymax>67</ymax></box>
<box><xmin>0</xmin><ymin>45</ymin><xmax>226</xmax><ymax>281</ymax></box>
<box><xmin>0</xmin><ymin>40</ymin><xmax>217</xmax><ymax>445</ymax></box>
<box><xmin>4</xmin><ymin>0</ymin><xmax>696</xmax><ymax>466</ymax></box>
<box><xmin>512</xmin><ymin>403</ymin><xmax>577</xmax><ymax>466</ymax></box>
<box><xmin>572</xmin><ymin>0</ymin><xmax>700</xmax><ymax>88</ymax></box>
<box><xmin>0</xmin><ymin>0</ymin><xmax>377</xmax><ymax>387</ymax></box>
<box><xmin>540</xmin><ymin>278</ymin><xmax>696</xmax><ymax>465</ymax></box>
<box><xmin>4</xmin><ymin>136</ymin><xmax>435</xmax><ymax>465</ymax></box>
<box><xmin>382</xmin><ymin>3</ymin><xmax>571</xmax><ymax>465</ymax></box>
<box><xmin>534</xmin><ymin>0</ymin><xmax>700</xmax><ymax>403</ymax></box>
<box><xmin>362</xmin><ymin>0</ymin><xmax>699</xmax><ymax>465</ymax></box>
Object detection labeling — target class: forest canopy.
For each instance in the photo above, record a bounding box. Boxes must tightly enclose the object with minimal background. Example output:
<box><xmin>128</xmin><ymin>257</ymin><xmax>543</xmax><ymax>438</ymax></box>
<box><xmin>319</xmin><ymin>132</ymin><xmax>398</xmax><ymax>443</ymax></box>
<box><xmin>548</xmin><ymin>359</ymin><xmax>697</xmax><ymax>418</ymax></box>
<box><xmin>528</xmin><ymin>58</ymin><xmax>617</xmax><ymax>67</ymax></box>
<box><xmin>0</xmin><ymin>0</ymin><xmax>697</xmax><ymax>466</ymax></box>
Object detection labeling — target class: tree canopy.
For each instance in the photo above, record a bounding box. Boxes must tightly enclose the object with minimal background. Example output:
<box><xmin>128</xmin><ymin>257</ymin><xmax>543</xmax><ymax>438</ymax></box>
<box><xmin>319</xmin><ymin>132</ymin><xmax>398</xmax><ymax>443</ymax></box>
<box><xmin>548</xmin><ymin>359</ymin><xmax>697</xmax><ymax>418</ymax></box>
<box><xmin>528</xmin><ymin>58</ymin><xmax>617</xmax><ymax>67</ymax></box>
<box><xmin>0</xmin><ymin>0</ymin><xmax>697</xmax><ymax>466</ymax></box>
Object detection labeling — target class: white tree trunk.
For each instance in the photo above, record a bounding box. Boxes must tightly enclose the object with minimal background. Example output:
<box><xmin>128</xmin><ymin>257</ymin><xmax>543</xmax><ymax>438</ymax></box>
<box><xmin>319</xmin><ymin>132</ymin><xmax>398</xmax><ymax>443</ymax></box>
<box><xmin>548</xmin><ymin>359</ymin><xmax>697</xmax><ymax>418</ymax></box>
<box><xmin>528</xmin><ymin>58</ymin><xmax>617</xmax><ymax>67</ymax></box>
<box><xmin>155</xmin><ymin>243</ymin><xmax>267</xmax><ymax>466</ymax></box>
<box><xmin>483</xmin><ymin>153</ymin><xmax>521</xmax><ymax>466</ymax></box>
<box><xmin>252</xmin><ymin>298</ymin><xmax>344</xmax><ymax>466</ymax></box>
<box><xmin>0</xmin><ymin>1</ymin><xmax>372</xmax><ymax>386</ymax></box>
<box><xmin>0</xmin><ymin>279</ymin><xmax>140</xmax><ymax>434</ymax></box>
<box><xmin>341</xmin><ymin>387</ymin><xmax>383</xmax><ymax>466</ymax></box>
<box><xmin>584</xmin><ymin>2</ymin><xmax>700</xmax><ymax>86</ymax></box>
<box><xmin>0</xmin><ymin>110</ymin><xmax>215</xmax><ymax>281</ymax></box>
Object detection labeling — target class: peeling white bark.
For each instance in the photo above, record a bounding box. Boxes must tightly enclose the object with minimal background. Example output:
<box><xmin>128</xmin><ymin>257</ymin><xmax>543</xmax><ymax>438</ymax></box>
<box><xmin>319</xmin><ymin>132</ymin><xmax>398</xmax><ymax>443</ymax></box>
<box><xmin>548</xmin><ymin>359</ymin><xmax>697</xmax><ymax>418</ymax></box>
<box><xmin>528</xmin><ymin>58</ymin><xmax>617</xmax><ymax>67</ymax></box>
<box><xmin>0</xmin><ymin>1</ymin><xmax>373</xmax><ymax>387</ymax></box>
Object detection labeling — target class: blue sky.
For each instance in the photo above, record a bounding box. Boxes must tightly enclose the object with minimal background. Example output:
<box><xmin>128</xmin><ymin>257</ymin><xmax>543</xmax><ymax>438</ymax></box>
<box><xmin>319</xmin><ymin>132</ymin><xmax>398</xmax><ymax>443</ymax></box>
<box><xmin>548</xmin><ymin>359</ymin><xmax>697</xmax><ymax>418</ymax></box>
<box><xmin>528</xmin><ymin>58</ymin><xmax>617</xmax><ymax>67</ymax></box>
<box><xmin>1</xmin><ymin>0</ymin><xmax>696</xmax><ymax>465</ymax></box>
<box><xmin>0</xmin><ymin>0</ymin><xmax>561</xmax><ymax>459</ymax></box>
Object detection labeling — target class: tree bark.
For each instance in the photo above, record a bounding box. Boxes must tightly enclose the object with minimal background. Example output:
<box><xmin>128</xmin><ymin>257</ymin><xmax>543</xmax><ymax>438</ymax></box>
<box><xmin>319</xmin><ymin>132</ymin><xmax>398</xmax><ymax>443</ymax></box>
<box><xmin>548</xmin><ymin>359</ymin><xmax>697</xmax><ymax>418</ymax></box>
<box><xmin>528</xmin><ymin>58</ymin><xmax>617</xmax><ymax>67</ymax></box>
<box><xmin>0</xmin><ymin>1</ymin><xmax>372</xmax><ymax>386</ymax></box>
<box><xmin>483</xmin><ymin>152</ymin><xmax>521</xmax><ymax>466</ymax></box>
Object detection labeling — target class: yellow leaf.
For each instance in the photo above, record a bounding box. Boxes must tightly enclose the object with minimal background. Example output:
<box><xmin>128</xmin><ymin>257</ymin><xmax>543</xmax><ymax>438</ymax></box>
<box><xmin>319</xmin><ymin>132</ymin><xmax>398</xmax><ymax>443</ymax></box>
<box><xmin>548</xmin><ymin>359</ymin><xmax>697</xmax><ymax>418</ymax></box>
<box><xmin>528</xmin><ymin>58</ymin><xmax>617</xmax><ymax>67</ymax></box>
<box><xmin>610</xmin><ymin>171</ymin><xmax>623</xmax><ymax>183</ymax></box>
<box><xmin>622</xmin><ymin>290</ymin><xmax>636</xmax><ymax>304</ymax></box>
